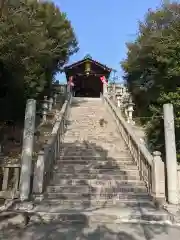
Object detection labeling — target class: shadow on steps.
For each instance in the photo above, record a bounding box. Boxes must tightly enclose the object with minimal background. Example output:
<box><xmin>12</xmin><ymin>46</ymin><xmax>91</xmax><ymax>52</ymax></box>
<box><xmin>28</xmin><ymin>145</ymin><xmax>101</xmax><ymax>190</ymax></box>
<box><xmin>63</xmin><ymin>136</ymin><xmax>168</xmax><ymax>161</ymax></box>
<box><xmin>1</xmin><ymin>141</ymin><xmax>174</xmax><ymax>239</ymax></box>
<box><xmin>38</xmin><ymin>140</ymin><xmax>169</xmax><ymax>221</ymax></box>
<box><xmin>0</xmin><ymin>212</ymin><xmax>174</xmax><ymax>240</ymax></box>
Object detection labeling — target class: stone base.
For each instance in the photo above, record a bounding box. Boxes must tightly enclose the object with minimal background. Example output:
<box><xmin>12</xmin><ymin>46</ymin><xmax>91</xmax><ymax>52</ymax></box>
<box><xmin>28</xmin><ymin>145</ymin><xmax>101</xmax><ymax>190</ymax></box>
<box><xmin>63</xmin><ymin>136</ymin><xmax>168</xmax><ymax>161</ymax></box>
<box><xmin>0</xmin><ymin>212</ymin><xmax>25</xmax><ymax>230</ymax></box>
<box><xmin>162</xmin><ymin>204</ymin><xmax>180</xmax><ymax>223</ymax></box>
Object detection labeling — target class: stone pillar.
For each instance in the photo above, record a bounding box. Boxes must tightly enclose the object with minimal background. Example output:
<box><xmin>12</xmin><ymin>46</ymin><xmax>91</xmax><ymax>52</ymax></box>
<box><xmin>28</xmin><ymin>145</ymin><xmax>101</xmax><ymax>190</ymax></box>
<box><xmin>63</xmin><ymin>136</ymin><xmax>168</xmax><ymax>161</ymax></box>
<box><xmin>42</xmin><ymin>96</ymin><xmax>48</xmax><ymax>123</ymax></box>
<box><xmin>163</xmin><ymin>103</ymin><xmax>178</xmax><ymax>204</ymax></box>
<box><xmin>53</xmin><ymin>93</ymin><xmax>58</xmax><ymax>105</ymax></box>
<box><xmin>103</xmin><ymin>83</ymin><xmax>107</xmax><ymax>96</ymax></box>
<box><xmin>67</xmin><ymin>84</ymin><xmax>70</xmax><ymax>93</ymax></box>
<box><xmin>124</xmin><ymin>105</ymin><xmax>128</xmax><ymax>118</ymax></box>
<box><xmin>20</xmin><ymin>99</ymin><xmax>36</xmax><ymax>201</ymax></box>
<box><xmin>48</xmin><ymin>97</ymin><xmax>53</xmax><ymax>111</ymax></box>
<box><xmin>127</xmin><ymin>99</ymin><xmax>135</xmax><ymax>124</ymax></box>
<box><xmin>127</xmin><ymin>109</ymin><xmax>133</xmax><ymax>122</ymax></box>
<box><xmin>113</xmin><ymin>83</ymin><xmax>116</xmax><ymax>102</ymax></box>
<box><xmin>117</xmin><ymin>96</ymin><xmax>121</xmax><ymax>108</ymax></box>
<box><xmin>66</xmin><ymin>84</ymin><xmax>70</xmax><ymax>100</ymax></box>
<box><xmin>152</xmin><ymin>151</ymin><xmax>165</xmax><ymax>203</ymax></box>
<box><xmin>33</xmin><ymin>150</ymin><xmax>46</xmax><ymax>194</ymax></box>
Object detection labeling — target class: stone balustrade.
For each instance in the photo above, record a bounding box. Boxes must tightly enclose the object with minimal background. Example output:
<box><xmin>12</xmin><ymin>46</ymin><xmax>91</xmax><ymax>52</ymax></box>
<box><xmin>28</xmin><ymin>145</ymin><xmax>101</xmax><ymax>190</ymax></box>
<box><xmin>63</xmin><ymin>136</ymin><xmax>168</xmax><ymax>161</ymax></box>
<box><xmin>101</xmin><ymin>93</ymin><xmax>166</xmax><ymax>204</ymax></box>
<box><xmin>33</xmin><ymin>92</ymin><xmax>72</xmax><ymax>195</ymax></box>
<box><xmin>0</xmin><ymin>89</ymin><xmax>68</xmax><ymax>201</ymax></box>
<box><xmin>2</xmin><ymin>85</ymin><xmax>180</xmax><ymax>206</ymax></box>
<box><xmin>108</xmin><ymin>87</ymin><xmax>180</xmax><ymax>205</ymax></box>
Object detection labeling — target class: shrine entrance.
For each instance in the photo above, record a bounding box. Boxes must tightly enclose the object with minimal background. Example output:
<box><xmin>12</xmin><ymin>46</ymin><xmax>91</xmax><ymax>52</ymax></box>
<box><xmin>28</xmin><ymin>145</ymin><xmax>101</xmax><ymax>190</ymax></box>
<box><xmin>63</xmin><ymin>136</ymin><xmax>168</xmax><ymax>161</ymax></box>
<box><xmin>73</xmin><ymin>75</ymin><xmax>103</xmax><ymax>97</ymax></box>
<box><xmin>64</xmin><ymin>55</ymin><xmax>112</xmax><ymax>98</ymax></box>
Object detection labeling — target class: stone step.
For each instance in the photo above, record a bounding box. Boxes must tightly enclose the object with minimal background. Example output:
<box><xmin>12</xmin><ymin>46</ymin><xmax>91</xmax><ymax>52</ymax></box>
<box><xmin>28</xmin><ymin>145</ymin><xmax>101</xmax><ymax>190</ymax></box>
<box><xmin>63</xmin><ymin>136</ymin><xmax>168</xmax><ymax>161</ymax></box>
<box><xmin>59</xmin><ymin>152</ymin><xmax>131</xmax><ymax>157</ymax></box>
<box><xmin>60</xmin><ymin>150</ymin><xmax>97</xmax><ymax>155</ymax></box>
<box><xmin>57</xmin><ymin>156</ymin><xmax>133</xmax><ymax>161</ymax></box>
<box><xmin>60</xmin><ymin>146</ymin><xmax>129</xmax><ymax>150</ymax></box>
<box><xmin>54</xmin><ymin>163</ymin><xmax>138</xmax><ymax>171</ymax></box>
<box><xmin>44</xmin><ymin>192</ymin><xmax>151</xmax><ymax>200</ymax></box>
<box><xmin>27</xmin><ymin>209</ymin><xmax>171</xmax><ymax>224</ymax></box>
<box><xmin>49</xmin><ymin>178</ymin><xmax>145</xmax><ymax>187</ymax></box>
<box><xmin>46</xmin><ymin>184</ymin><xmax>147</xmax><ymax>194</ymax></box>
<box><xmin>52</xmin><ymin>173</ymin><xmax>141</xmax><ymax>181</ymax></box>
<box><xmin>56</xmin><ymin>158</ymin><xmax>135</xmax><ymax>164</ymax></box>
<box><xmin>33</xmin><ymin>198</ymin><xmax>155</xmax><ymax>212</ymax></box>
<box><xmin>53</xmin><ymin>167</ymin><xmax>140</xmax><ymax>176</ymax></box>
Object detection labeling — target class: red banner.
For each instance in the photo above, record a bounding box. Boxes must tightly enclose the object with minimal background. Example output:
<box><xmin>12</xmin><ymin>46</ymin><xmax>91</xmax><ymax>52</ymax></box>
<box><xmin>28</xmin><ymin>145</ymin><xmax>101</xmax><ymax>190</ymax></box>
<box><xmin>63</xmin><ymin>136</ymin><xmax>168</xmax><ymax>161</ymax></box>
<box><xmin>100</xmin><ymin>76</ymin><xmax>107</xmax><ymax>85</ymax></box>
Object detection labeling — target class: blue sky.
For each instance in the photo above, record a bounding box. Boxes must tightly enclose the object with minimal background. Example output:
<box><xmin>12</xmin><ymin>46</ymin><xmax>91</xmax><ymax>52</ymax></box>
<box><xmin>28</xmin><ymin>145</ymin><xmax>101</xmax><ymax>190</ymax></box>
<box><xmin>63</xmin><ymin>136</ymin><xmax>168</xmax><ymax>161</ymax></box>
<box><xmin>53</xmin><ymin>0</ymin><xmax>167</xmax><ymax>83</ymax></box>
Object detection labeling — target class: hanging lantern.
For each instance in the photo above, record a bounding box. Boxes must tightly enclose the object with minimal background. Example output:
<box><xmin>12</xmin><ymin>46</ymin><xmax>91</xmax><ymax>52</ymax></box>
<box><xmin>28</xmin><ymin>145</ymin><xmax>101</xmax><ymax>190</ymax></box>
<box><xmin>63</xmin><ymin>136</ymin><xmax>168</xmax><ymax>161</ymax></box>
<box><xmin>85</xmin><ymin>61</ymin><xmax>91</xmax><ymax>75</ymax></box>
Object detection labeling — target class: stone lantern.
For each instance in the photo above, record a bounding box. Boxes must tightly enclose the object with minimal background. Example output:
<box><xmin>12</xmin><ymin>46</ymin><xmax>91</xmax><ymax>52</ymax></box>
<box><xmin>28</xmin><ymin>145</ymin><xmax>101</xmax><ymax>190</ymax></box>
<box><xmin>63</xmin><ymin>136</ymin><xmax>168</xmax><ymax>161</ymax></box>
<box><xmin>48</xmin><ymin>97</ymin><xmax>54</xmax><ymax>111</ymax></box>
<box><xmin>123</xmin><ymin>92</ymin><xmax>129</xmax><ymax>118</ymax></box>
<box><xmin>119</xmin><ymin>84</ymin><xmax>123</xmax><ymax>95</ymax></box>
<box><xmin>127</xmin><ymin>97</ymin><xmax>135</xmax><ymax>124</ymax></box>
<box><xmin>53</xmin><ymin>92</ymin><xmax>58</xmax><ymax>105</ymax></box>
<box><xmin>116</xmin><ymin>91</ymin><xmax>123</xmax><ymax>108</ymax></box>
<box><xmin>42</xmin><ymin>96</ymin><xmax>49</xmax><ymax>122</ymax></box>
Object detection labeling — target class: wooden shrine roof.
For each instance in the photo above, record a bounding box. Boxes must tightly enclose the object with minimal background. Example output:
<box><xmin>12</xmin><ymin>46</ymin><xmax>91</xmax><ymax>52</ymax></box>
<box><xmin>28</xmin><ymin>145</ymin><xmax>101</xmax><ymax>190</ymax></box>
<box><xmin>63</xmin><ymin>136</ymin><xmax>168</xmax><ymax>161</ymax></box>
<box><xmin>64</xmin><ymin>55</ymin><xmax>112</xmax><ymax>74</ymax></box>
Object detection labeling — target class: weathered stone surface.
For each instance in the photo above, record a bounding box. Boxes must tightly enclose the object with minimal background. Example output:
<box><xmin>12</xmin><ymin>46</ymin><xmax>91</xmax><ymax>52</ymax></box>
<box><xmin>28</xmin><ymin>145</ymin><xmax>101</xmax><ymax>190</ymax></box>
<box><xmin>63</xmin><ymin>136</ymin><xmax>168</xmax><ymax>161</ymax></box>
<box><xmin>1</xmin><ymin>220</ymin><xmax>180</xmax><ymax>239</ymax></box>
<box><xmin>33</xmin><ymin>97</ymin><xmax>171</xmax><ymax>223</ymax></box>
<box><xmin>1</xmin><ymin>97</ymin><xmax>177</xmax><ymax>238</ymax></box>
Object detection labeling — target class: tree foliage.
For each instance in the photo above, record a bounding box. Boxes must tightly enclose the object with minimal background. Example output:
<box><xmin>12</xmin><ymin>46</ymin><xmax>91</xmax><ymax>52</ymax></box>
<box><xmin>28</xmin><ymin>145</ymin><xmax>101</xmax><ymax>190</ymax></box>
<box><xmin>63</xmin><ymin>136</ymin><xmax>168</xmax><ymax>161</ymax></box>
<box><xmin>0</xmin><ymin>0</ymin><xmax>78</xmax><ymax>120</ymax></box>
<box><xmin>121</xmin><ymin>2</ymin><xmax>180</xmax><ymax>161</ymax></box>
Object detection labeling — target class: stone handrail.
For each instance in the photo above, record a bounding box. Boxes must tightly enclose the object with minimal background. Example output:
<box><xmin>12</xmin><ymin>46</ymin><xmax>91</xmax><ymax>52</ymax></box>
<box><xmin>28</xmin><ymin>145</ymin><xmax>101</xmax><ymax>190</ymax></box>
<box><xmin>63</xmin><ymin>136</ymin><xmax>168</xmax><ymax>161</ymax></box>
<box><xmin>101</xmin><ymin>93</ymin><xmax>166</xmax><ymax>202</ymax></box>
<box><xmin>33</xmin><ymin>92</ymin><xmax>72</xmax><ymax>195</ymax></box>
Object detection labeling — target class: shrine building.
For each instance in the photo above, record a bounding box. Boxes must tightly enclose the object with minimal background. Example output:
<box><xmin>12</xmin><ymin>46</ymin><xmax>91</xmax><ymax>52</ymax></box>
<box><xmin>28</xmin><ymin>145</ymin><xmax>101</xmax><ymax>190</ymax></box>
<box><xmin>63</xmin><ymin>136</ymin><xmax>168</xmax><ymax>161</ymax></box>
<box><xmin>64</xmin><ymin>55</ymin><xmax>112</xmax><ymax>97</ymax></box>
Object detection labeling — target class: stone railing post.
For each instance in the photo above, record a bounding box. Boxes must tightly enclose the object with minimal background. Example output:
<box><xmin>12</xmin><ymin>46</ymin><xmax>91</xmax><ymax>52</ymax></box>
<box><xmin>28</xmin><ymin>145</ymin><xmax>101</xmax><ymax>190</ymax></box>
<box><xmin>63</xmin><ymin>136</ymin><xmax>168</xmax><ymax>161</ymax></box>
<box><xmin>53</xmin><ymin>92</ymin><xmax>58</xmax><ymax>105</ymax></box>
<box><xmin>152</xmin><ymin>151</ymin><xmax>166</xmax><ymax>203</ymax></box>
<box><xmin>163</xmin><ymin>103</ymin><xmax>178</xmax><ymax>204</ymax></box>
<box><xmin>127</xmin><ymin>97</ymin><xmax>135</xmax><ymax>125</ymax></box>
<box><xmin>116</xmin><ymin>92</ymin><xmax>122</xmax><ymax>108</ymax></box>
<box><xmin>124</xmin><ymin>104</ymin><xmax>128</xmax><ymax>118</ymax></box>
<box><xmin>117</xmin><ymin>96</ymin><xmax>121</xmax><ymax>108</ymax></box>
<box><xmin>42</xmin><ymin>96</ymin><xmax>48</xmax><ymax>122</ymax></box>
<box><xmin>20</xmin><ymin>99</ymin><xmax>36</xmax><ymax>201</ymax></box>
<box><xmin>113</xmin><ymin>83</ymin><xmax>116</xmax><ymax>102</ymax></box>
<box><xmin>48</xmin><ymin>97</ymin><xmax>53</xmax><ymax>111</ymax></box>
<box><xmin>103</xmin><ymin>83</ymin><xmax>107</xmax><ymax>96</ymax></box>
<box><xmin>33</xmin><ymin>149</ymin><xmax>46</xmax><ymax>194</ymax></box>
<box><xmin>67</xmin><ymin>84</ymin><xmax>70</xmax><ymax>94</ymax></box>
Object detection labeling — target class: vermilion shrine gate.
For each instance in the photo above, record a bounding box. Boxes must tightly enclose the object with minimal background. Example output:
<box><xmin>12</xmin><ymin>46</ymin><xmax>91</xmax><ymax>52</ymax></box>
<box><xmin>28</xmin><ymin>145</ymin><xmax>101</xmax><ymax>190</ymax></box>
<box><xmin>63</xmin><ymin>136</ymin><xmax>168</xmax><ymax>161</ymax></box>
<box><xmin>64</xmin><ymin>55</ymin><xmax>112</xmax><ymax>97</ymax></box>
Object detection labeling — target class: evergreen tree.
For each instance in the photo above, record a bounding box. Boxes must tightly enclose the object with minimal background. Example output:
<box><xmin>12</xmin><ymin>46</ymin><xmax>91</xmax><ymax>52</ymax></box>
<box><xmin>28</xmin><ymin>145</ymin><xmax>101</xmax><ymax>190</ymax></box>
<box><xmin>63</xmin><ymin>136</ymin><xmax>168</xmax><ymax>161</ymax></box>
<box><xmin>0</xmin><ymin>0</ymin><xmax>78</xmax><ymax>120</ymax></box>
<box><xmin>121</xmin><ymin>2</ymin><xmax>180</xmax><ymax>161</ymax></box>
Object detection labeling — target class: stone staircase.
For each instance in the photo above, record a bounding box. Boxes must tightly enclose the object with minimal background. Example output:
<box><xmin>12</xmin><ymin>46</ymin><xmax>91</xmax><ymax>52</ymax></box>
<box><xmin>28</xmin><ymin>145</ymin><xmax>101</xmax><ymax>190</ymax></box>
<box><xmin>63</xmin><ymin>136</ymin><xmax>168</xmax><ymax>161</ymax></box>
<box><xmin>32</xmin><ymin>97</ymin><xmax>170</xmax><ymax>224</ymax></box>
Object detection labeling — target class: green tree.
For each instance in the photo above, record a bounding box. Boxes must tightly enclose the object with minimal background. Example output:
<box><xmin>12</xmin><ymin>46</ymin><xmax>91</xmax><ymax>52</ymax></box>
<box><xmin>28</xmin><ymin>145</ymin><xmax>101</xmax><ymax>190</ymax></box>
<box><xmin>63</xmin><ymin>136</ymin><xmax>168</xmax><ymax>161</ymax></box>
<box><xmin>0</xmin><ymin>0</ymin><xmax>78</xmax><ymax>120</ymax></box>
<box><xmin>121</xmin><ymin>2</ymin><xmax>180</xmax><ymax>162</ymax></box>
